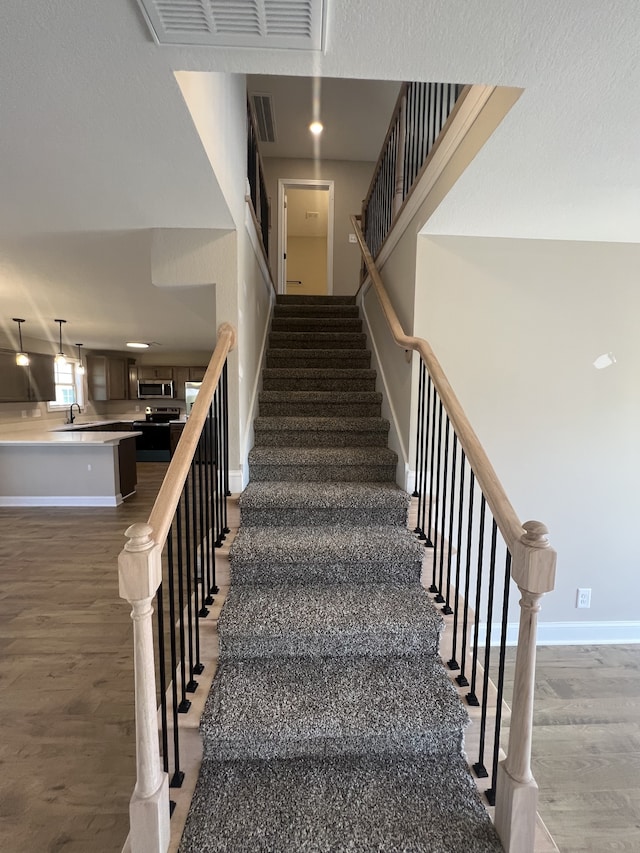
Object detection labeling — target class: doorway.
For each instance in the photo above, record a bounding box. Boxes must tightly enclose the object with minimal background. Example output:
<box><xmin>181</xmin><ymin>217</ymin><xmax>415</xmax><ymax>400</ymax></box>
<box><xmin>277</xmin><ymin>179</ymin><xmax>334</xmax><ymax>296</ymax></box>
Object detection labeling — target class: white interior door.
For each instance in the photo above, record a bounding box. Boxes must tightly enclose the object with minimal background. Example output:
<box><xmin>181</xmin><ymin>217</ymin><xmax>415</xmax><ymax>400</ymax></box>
<box><xmin>278</xmin><ymin>178</ymin><xmax>334</xmax><ymax>296</ymax></box>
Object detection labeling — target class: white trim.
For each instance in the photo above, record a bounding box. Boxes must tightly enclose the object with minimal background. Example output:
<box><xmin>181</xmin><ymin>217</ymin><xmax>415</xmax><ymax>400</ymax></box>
<box><xmin>479</xmin><ymin>620</ymin><xmax>640</xmax><ymax>647</ymax></box>
<box><xmin>374</xmin><ymin>85</ymin><xmax>496</xmax><ymax>273</ymax></box>
<box><xmin>244</xmin><ymin>199</ymin><xmax>274</xmax><ymax>289</ymax></box>
<box><xmin>0</xmin><ymin>494</ymin><xmax>122</xmax><ymax>507</ymax></box>
<box><xmin>277</xmin><ymin>178</ymin><xmax>335</xmax><ymax>296</ymax></box>
<box><xmin>228</xmin><ymin>469</ymin><xmax>244</xmax><ymax>494</ymax></box>
<box><xmin>358</xmin><ymin>282</ymin><xmax>409</xmax><ymax>487</ymax></box>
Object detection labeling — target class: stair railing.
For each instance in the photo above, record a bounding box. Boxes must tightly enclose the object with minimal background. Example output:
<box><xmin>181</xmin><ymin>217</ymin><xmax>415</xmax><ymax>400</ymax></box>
<box><xmin>118</xmin><ymin>323</ymin><xmax>236</xmax><ymax>853</ymax></box>
<box><xmin>361</xmin><ymin>81</ymin><xmax>466</xmax><ymax>262</ymax></box>
<box><xmin>351</xmin><ymin>216</ymin><xmax>556</xmax><ymax>853</ymax></box>
<box><xmin>247</xmin><ymin>96</ymin><xmax>271</xmax><ymax>267</ymax></box>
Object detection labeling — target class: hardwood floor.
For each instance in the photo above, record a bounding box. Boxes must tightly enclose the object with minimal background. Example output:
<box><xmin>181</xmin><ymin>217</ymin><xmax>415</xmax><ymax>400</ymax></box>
<box><xmin>0</xmin><ymin>464</ymin><xmax>168</xmax><ymax>853</ymax></box>
<box><xmin>504</xmin><ymin>644</ymin><xmax>640</xmax><ymax>853</ymax></box>
<box><xmin>2</xmin><ymin>471</ymin><xmax>639</xmax><ymax>852</ymax></box>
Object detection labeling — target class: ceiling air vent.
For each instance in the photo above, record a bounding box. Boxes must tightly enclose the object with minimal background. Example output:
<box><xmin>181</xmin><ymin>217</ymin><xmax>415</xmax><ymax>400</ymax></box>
<box><xmin>136</xmin><ymin>0</ymin><xmax>326</xmax><ymax>50</ymax></box>
<box><xmin>251</xmin><ymin>93</ymin><xmax>277</xmax><ymax>143</ymax></box>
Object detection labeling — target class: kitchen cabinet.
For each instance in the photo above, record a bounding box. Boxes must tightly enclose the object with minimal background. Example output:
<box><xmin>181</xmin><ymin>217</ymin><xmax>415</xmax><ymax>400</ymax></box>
<box><xmin>172</xmin><ymin>366</ymin><xmax>207</xmax><ymax>399</ymax></box>
<box><xmin>87</xmin><ymin>355</ymin><xmax>131</xmax><ymax>401</ymax></box>
<box><xmin>0</xmin><ymin>350</ymin><xmax>55</xmax><ymax>402</ymax></box>
<box><xmin>137</xmin><ymin>366</ymin><xmax>173</xmax><ymax>380</ymax></box>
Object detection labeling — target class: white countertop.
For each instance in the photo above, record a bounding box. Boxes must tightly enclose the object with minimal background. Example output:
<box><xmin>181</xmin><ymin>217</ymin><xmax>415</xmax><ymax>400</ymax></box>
<box><xmin>0</xmin><ymin>429</ymin><xmax>141</xmax><ymax>447</ymax></box>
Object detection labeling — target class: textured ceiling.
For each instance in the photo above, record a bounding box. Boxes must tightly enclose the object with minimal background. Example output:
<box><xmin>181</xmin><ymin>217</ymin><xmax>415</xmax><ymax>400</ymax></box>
<box><xmin>1</xmin><ymin>0</ymin><xmax>639</xmax><ymax>350</ymax></box>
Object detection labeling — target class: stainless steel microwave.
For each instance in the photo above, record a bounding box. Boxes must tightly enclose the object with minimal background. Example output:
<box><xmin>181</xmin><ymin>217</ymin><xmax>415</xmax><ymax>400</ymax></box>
<box><xmin>137</xmin><ymin>379</ymin><xmax>174</xmax><ymax>399</ymax></box>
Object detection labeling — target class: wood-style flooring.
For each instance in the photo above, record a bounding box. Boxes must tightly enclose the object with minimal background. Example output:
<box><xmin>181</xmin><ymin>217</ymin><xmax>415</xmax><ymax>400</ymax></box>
<box><xmin>2</xmin><ymin>468</ymin><xmax>639</xmax><ymax>852</ymax></box>
<box><xmin>0</xmin><ymin>464</ymin><xmax>168</xmax><ymax>853</ymax></box>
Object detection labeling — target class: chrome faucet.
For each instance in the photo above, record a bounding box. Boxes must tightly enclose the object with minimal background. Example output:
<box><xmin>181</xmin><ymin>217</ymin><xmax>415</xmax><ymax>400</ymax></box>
<box><xmin>68</xmin><ymin>403</ymin><xmax>82</xmax><ymax>424</ymax></box>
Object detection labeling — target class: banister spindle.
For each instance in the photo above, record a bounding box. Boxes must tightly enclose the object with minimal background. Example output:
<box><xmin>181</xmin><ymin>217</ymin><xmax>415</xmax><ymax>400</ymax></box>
<box><xmin>495</xmin><ymin>521</ymin><xmax>557</xmax><ymax>853</ymax></box>
<box><xmin>118</xmin><ymin>522</ymin><xmax>170</xmax><ymax>853</ymax></box>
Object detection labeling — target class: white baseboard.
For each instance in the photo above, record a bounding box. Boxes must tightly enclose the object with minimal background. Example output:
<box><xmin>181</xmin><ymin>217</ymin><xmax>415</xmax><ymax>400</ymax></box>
<box><xmin>0</xmin><ymin>494</ymin><xmax>121</xmax><ymax>507</ymax></box>
<box><xmin>478</xmin><ymin>620</ymin><xmax>640</xmax><ymax>647</ymax></box>
<box><xmin>228</xmin><ymin>469</ymin><xmax>244</xmax><ymax>494</ymax></box>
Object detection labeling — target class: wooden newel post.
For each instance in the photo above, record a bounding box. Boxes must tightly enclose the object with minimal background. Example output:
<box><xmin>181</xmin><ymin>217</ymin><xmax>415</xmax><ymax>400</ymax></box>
<box><xmin>118</xmin><ymin>522</ymin><xmax>169</xmax><ymax>853</ymax></box>
<box><xmin>495</xmin><ymin>521</ymin><xmax>556</xmax><ymax>853</ymax></box>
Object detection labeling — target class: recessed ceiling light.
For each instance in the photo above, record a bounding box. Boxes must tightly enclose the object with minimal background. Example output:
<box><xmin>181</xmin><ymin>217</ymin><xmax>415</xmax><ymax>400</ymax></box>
<box><xmin>309</xmin><ymin>121</ymin><xmax>323</xmax><ymax>136</ymax></box>
<box><xmin>126</xmin><ymin>342</ymin><xmax>150</xmax><ymax>349</ymax></box>
<box><xmin>593</xmin><ymin>352</ymin><xmax>616</xmax><ymax>369</ymax></box>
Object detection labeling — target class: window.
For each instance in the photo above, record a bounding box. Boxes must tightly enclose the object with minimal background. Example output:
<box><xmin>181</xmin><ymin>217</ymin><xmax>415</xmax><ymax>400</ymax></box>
<box><xmin>48</xmin><ymin>360</ymin><xmax>85</xmax><ymax>410</ymax></box>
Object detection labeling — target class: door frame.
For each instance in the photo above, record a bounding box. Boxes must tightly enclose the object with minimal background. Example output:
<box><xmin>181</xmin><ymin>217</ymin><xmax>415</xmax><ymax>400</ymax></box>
<box><xmin>277</xmin><ymin>178</ymin><xmax>335</xmax><ymax>296</ymax></box>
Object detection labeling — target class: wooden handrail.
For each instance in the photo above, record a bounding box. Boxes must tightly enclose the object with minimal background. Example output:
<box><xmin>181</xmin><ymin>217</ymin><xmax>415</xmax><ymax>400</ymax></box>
<box><xmin>147</xmin><ymin>322</ymin><xmax>237</xmax><ymax>549</ymax></box>
<box><xmin>350</xmin><ymin>215</ymin><xmax>523</xmax><ymax>551</ymax></box>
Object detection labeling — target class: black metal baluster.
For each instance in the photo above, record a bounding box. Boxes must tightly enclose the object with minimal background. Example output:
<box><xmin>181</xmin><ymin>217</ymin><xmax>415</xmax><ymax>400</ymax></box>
<box><xmin>223</xmin><ymin>361</ymin><xmax>231</xmax><ymax>506</ymax></box>
<box><xmin>166</xmin><ymin>529</ymin><xmax>184</xmax><ymax>788</ymax></box>
<box><xmin>196</xmin><ymin>435</ymin><xmax>209</xmax><ymax>619</ymax></box>
<box><xmin>156</xmin><ymin>582</ymin><xmax>169</xmax><ymax>775</ymax></box>
<box><xmin>413</xmin><ymin>361</ymin><xmax>425</xmax><ymax>520</ymax></box>
<box><xmin>202</xmin><ymin>412</ymin><xmax>213</xmax><ymax>605</ymax></box>
<box><xmin>473</xmin><ymin>518</ymin><xmax>499</xmax><ymax>780</ymax></box>
<box><xmin>466</xmin><ymin>494</ymin><xmax>486</xmax><ymax>706</ymax></box>
<box><xmin>426</xmin><ymin>384</ymin><xmax>438</xmax><ymax>558</ymax></box>
<box><xmin>191</xmin><ymin>459</ymin><xmax>206</xmax><ymax>665</ymax></box>
<box><xmin>175</xmin><ymin>499</ymin><xmax>191</xmax><ymax>714</ymax></box>
<box><xmin>486</xmin><ymin>550</ymin><xmax>512</xmax><ymax>805</ymax></box>
<box><xmin>419</xmin><ymin>374</ymin><xmax>433</xmax><ymax>545</ymax></box>
<box><xmin>215</xmin><ymin>388</ymin><xmax>224</xmax><ymax>547</ymax></box>
<box><xmin>183</xmin><ymin>475</ymin><xmax>198</xmax><ymax>692</ymax></box>
<box><xmin>456</xmin><ymin>470</ymin><xmax>475</xmax><ymax>688</ymax></box>
<box><xmin>432</xmin><ymin>401</ymin><xmax>445</xmax><ymax>601</ymax></box>
<box><xmin>442</xmin><ymin>432</ymin><xmax>457</xmax><ymax>615</ymax></box>
<box><xmin>436</xmin><ymin>416</ymin><xmax>450</xmax><ymax>603</ymax></box>
<box><xmin>448</xmin><ymin>449</ymin><xmax>466</xmax><ymax>672</ymax></box>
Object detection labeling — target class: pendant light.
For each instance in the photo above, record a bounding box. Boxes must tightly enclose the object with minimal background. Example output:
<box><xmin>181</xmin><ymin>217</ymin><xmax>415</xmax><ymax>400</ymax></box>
<box><xmin>54</xmin><ymin>319</ymin><xmax>67</xmax><ymax>365</ymax></box>
<box><xmin>75</xmin><ymin>343</ymin><xmax>85</xmax><ymax>375</ymax></box>
<box><xmin>12</xmin><ymin>318</ymin><xmax>30</xmax><ymax>366</ymax></box>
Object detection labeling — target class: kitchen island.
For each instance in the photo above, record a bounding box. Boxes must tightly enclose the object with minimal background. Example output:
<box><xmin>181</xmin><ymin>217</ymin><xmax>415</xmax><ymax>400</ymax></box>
<box><xmin>0</xmin><ymin>429</ymin><xmax>141</xmax><ymax>506</ymax></box>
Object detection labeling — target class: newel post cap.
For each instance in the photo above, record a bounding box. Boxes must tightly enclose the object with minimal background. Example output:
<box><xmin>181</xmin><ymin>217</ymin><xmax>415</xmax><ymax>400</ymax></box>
<box><xmin>218</xmin><ymin>322</ymin><xmax>237</xmax><ymax>351</ymax></box>
<box><xmin>511</xmin><ymin>520</ymin><xmax>557</xmax><ymax>595</ymax></box>
<box><xmin>118</xmin><ymin>522</ymin><xmax>162</xmax><ymax>602</ymax></box>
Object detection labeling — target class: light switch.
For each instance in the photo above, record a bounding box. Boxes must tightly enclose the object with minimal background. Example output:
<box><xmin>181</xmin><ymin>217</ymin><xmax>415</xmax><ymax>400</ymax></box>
<box><xmin>349</xmin><ymin>233</ymin><xmax>357</xmax><ymax>244</ymax></box>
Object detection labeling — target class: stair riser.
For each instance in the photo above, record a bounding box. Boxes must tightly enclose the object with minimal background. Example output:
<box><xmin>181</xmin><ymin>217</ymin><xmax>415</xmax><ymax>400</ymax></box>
<box><xmin>266</xmin><ymin>353</ymin><xmax>371</xmax><ymax>369</ymax></box>
<box><xmin>274</xmin><ymin>306</ymin><xmax>360</xmax><ymax>318</ymax></box>
<box><xmin>268</xmin><ymin>335</ymin><xmax>367</xmax><ymax>350</ymax></box>
<box><xmin>259</xmin><ymin>402</ymin><xmax>382</xmax><ymax>417</ymax></box>
<box><xmin>202</xmin><ymin>729</ymin><xmax>464</xmax><ymax>763</ymax></box>
<box><xmin>220</xmin><ymin>630</ymin><xmax>438</xmax><ymax>661</ymax></box>
<box><xmin>276</xmin><ymin>295</ymin><xmax>356</xmax><ymax>305</ymax></box>
<box><xmin>263</xmin><ymin>377</ymin><xmax>376</xmax><ymax>391</ymax></box>
<box><xmin>271</xmin><ymin>318</ymin><xmax>363</xmax><ymax>332</ymax></box>
<box><xmin>239</xmin><ymin>507</ymin><xmax>409</xmax><ymax>527</ymax></box>
<box><xmin>254</xmin><ymin>429</ymin><xmax>388</xmax><ymax>448</ymax></box>
<box><xmin>249</xmin><ymin>463</ymin><xmax>396</xmax><ymax>482</ymax></box>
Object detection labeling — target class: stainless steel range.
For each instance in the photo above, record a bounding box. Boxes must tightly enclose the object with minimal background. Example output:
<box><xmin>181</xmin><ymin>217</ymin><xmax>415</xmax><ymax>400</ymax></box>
<box><xmin>132</xmin><ymin>407</ymin><xmax>180</xmax><ymax>461</ymax></box>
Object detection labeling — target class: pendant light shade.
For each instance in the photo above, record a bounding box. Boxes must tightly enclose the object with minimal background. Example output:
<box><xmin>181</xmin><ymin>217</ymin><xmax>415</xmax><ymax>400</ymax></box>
<box><xmin>12</xmin><ymin>318</ymin><xmax>30</xmax><ymax>366</ymax></box>
<box><xmin>76</xmin><ymin>343</ymin><xmax>85</xmax><ymax>375</ymax></box>
<box><xmin>54</xmin><ymin>319</ymin><xmax>67</xmax><ymax>365</ymax></box>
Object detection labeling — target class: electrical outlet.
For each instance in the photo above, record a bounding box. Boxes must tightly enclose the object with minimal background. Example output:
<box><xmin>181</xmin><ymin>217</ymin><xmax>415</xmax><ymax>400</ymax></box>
<box><xmin>349</xmin><ymin>233</ymin><xmax>357</xmax><ymax>243</ymax></box>
<box><xmin>576</xmin><ymin>588</ymin><xmax>591</xmax><ymax>609</ymax></box>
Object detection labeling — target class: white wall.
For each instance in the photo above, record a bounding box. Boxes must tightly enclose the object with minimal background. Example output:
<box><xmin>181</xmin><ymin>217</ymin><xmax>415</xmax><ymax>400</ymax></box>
<box><xmin>176</xmin><ymin>72</ymin><xmax>274</xmax><ymax>481</ymax></box>
<box><xmin>416</xmin><ymin>235</ymin><xmax>640</xmax><ymax>635</ymax></box>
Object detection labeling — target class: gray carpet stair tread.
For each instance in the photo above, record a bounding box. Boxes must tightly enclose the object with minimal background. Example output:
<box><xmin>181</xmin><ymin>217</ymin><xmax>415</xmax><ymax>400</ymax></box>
<box><xmin>239</xmin><ymin>481</ymin><xmax>410</xmax><ymax>527</ymax></box>
<box><xmin>249</xmin><ymin>446</ymin><xmax>397</xmax><ymax>465</ymax></box>
<box><xmin>269</xmin><ymin>331</ymin><xmax>367</xmax><ymax>348</ymax></box>
<box><xmin>253</xmin><ymin>416</ymin><xmax>390</xmax><ymax>447</ymax></box>
<box><xmin>240</xmin><ymin>480</ymin><xmax>409</xmax><ymax>512</ymax></box>
<box><xmin>201</xmin><ymin>655</ymin><xmax>468</xmax><ymax>762</ymax></box>
<box><xmin>259</xmin><ymin>390</ymin><xmax>382</xmax><ymax>404</ymax></box>
<box><xmin>276</xmin><ymin>295</ymin><xmax>356</xmax><ymax>304</ymax></box>
<box><xmin>266</xmin><ymin>348</ymin><xmax>370</xmax><ymax>364</ymax></box>
<box><xmin>262</xmin><ymin>367</ymin><xmax>376</xmax><ymax>380</ymax></box>
<box><xmin>273</xmin><ymin>304</ymin><xmax>360</xmax><ymax>317</ymax></box>
<box><xmin>271</xmin><ymin>316</ymin><xmax>363</xmax><ymax>331</ymax></box>
<box><xmin>218</xmin><ymin>584</ymin><xmax>443</xmax><ymax>659</ymax></box>
<box><xmin>231</xmin><ymin>524</ymin><xmax>422</xmax><ymax>576</ymax></box>
<box><xmin>179</xmin><ymin>753</ymin><xmax>503</xmax><ymax>853</ymax></box>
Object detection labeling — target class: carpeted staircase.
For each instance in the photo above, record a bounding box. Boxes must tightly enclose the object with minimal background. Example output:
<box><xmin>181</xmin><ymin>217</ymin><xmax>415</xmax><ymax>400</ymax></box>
<box><xmin>179</xmin><ymin>295</ymin><xmax>503</xmax><ymax>852</ymax></box>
